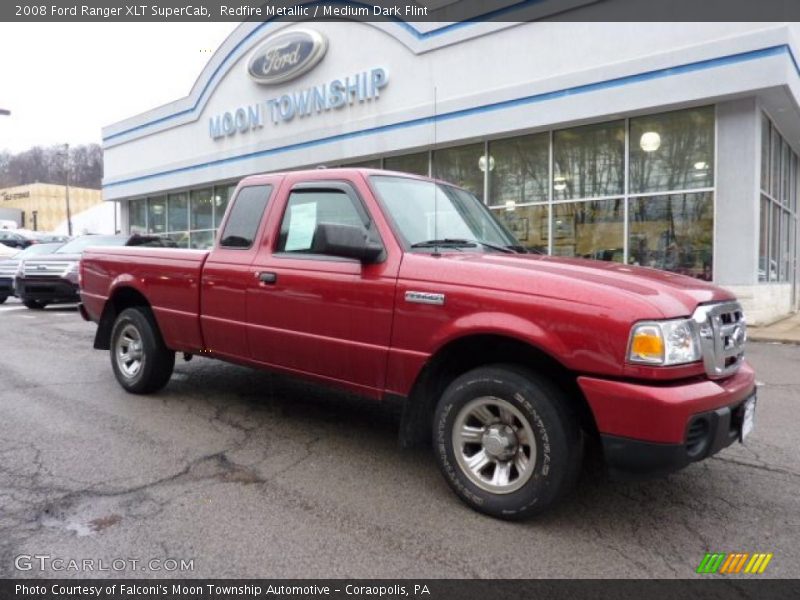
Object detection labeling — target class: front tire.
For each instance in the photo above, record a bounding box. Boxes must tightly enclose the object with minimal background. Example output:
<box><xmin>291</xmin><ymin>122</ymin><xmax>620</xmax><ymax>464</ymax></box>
<box><xmin>110</xmin><ymin>307</ymin><xmax>175</xmax><ymax>394</ymax></box>
<box><xmin>0</xmin><ymin>295</ymin><xmax>7</xmax><ymax>304</ymax></box>
<box><xmin>433</xmin><ymin>364</ymin><xmax>582</xmax><ymax>520</ymax></box>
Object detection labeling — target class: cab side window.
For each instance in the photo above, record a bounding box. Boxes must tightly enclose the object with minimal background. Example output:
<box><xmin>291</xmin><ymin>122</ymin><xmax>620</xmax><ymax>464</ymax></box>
<box><xmin>276</xmin><ymin>189</ymin><xmax>367</xmax><ymax>254</ymax></box>
<box><xmin>219</xmin><ymin>185</ymin><xmax>273</xmax><ymax>249</ymax></box>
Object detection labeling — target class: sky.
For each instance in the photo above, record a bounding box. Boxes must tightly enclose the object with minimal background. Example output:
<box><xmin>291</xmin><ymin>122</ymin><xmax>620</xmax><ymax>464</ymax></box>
<box><xmin>0</xmin><ymin>23</ymin><xmax>238</xmax><ymax>153</ymax></box>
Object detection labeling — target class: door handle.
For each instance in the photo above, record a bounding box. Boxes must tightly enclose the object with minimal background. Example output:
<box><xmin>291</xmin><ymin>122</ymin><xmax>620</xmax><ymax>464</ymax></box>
<box><xmin>257</xmin><ymin>271</ymin><xmax>277</xmax><ymax>284</ymax></box>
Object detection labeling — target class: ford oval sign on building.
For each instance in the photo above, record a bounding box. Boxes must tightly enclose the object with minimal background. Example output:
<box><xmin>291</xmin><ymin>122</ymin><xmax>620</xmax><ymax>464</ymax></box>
<box><xmin>248</xmin><ymin>29</ymin><xmax>328</xmax><ymax>85</ymax></box>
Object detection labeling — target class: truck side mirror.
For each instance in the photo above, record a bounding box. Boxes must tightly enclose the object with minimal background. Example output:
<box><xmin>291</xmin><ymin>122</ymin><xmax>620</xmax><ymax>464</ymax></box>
<box><xmin>311</xmin><ymin>223</ymin><xmax>383</xmax><ymax>263</ymax></box>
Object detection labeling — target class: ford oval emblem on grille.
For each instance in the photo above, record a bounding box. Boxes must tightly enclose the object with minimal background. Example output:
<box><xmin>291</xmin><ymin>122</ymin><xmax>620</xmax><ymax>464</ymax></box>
<box><xmin>37</xmin><ymin>264</ymin><xmax>46</xmax><ymax>270</ymax></box>
<box><xmin>247</xmin><ymin>29</ymin><xmax>328</xmax><ymax>85</ymax></box>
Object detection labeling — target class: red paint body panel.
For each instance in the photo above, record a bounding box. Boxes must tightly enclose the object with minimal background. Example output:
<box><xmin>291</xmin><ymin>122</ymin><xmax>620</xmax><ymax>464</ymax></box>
<box><xmin>81</xmin><ymin>248</ymin><xmax>208</xmax><ymax>351</ymax></box>
<box><xmin>80</xmin><ymin>168</ymin><xmax>754</xmax><ymax>450</ymax></box>
<box><xmin>578</xmin><ymin>361</ymin><xmax>755</xmax><ymax>443</ymax></box>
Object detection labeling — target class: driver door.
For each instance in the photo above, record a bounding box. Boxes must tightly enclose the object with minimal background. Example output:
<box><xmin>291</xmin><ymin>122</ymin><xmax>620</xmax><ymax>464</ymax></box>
<box><xmin>246</xmin><ymin>178</ymin><xmax>399</xmax><ymax>396</ymax></box>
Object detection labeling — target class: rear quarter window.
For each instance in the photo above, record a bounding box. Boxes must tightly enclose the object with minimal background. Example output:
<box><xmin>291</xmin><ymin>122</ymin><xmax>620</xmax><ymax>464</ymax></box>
<box><xmin>219</xmin><ymin>185</ymin><xmax>273</xmax><ymax>249</ymax></box>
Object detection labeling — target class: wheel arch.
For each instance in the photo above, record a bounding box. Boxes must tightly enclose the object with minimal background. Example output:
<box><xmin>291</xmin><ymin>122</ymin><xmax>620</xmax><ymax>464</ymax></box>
<box><xmin>397</xmin><ymin>333</ymin><xmax>598</xmax><ymax>448</ymax></box>
<box><xmin>93</xmin><ymin>285</ymin><xmax>152</xmax><ymax>350</ymax></box>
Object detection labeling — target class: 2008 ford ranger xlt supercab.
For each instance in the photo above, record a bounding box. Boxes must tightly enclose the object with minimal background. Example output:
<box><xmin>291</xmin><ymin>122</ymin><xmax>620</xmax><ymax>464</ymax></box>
<box><xmin>79</xmin><ymin>168</ymin><xmax>756</xmax><ymax>519</ymax></box>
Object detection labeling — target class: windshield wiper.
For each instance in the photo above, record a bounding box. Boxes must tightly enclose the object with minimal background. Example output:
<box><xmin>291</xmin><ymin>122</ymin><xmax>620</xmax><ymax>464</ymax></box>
<box><xmin>410</xmin><ymin>238</ymin><xmax>516</xmax><ymax>254</ymax></box>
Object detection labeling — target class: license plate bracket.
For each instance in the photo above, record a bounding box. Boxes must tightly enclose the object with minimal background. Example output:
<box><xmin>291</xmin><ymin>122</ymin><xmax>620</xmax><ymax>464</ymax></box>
<box><xmin>740</xmin><ymin>395</ymin><xmax>756</xmax><ymax>442</ymax></box>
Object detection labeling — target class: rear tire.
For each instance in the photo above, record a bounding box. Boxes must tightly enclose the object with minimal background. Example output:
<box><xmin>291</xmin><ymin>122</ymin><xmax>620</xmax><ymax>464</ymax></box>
<box><xmin>23</xmin><ymin>299</ymin><xmax>46</xmax><ymax>310</ymax></box>
<box><xmin>110</xmin><ymin>307</ymin><xmax>175</xmax><ymax>394</ymax></box>
<box><xmin>433</xmin><ymin>364</ymin><xmax>582</xmax><ymax>520</ymax></box>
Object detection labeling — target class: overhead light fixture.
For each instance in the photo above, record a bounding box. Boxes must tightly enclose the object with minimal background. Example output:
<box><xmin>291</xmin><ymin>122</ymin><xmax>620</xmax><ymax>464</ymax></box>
<box><xmin>478</xmin><ymin>155</ymin><xmax>495</xmax><ymax>172</ymax></box>
<box><xmin>553</xmin><ymin>175</ymin><xmax>567</xmax><ymax>192</ymax></box>
<box><xmin>640</xmin><ymin>131</ymin><xmax>661</xmax><ymax>152</ymax></box>
<box><xmin>504</xmin><ymin>200</ymin><xmax>516</xmax><ymax>212</ymax></box>
<box><xmin>694</xmin><ymin>161</ymin><xmax>708</xmax><ymax>170</ymax></box>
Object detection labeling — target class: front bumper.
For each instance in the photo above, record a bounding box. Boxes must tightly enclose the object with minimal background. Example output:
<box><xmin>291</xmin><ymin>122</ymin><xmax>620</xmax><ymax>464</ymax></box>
<box><xmin>601</xmin><ymin>394</ymin><xmax>754</xmax><ymax>479</ymax></box>
<box><xmin>578</xmin><ymin>362</ymin><xmax>756</xmax><ymax>478</ymax></box>
<box><xmin>16</xmin><ymin>277</ymin><xmax>80</xmax><ymax>303</ymax></box>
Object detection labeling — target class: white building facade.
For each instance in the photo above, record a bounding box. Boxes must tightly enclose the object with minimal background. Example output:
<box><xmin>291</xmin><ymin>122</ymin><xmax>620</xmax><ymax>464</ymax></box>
<box><xmin>103</xmin><ymin>21</ymin><xmax>800</xmax><ymax>325</ymax></box>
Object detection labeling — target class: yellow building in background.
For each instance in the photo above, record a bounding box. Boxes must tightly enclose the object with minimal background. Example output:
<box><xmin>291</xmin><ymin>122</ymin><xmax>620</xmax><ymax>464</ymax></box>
<box><xmin>0</xmin><ymin>183</ymin><xmax>102</xmax><ymax>232</ymax></box>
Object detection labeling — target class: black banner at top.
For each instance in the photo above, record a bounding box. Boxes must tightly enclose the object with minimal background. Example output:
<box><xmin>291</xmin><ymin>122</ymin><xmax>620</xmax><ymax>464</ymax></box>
<box><xmin>4</xmin><ymin>0</ymin><xmax>800</xmax><ymax>22</ymax></box>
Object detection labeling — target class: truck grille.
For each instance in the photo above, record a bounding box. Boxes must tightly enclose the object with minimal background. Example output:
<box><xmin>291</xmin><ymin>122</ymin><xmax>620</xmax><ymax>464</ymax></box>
<box><xmin>692</xmin><ymin>301</ymin><xmax>746</xmax><ymax>379</ymax></box>
<box><xmin>23</xmin><ymin>261</ymin><xmax>71</xmax><ymax>277</ymax></box>
<box><xmin>0</xmin><ymin>261</ymin><xmax>19</xmax><ymax>276</ymax></box>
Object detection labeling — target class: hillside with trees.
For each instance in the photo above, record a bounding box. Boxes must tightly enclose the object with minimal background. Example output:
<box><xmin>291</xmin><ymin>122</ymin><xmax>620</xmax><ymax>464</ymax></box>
<box><xmin>0</xmin><ymin>144</ymin><xmax>103</xmax><ymax>189</ymax></box>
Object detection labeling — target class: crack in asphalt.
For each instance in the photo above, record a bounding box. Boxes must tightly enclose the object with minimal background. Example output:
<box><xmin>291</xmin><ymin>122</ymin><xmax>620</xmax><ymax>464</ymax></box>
<box><xmin>710</xmin><ymin>455</ymin><xmax>800</xmax><ymax>479</ymax></box>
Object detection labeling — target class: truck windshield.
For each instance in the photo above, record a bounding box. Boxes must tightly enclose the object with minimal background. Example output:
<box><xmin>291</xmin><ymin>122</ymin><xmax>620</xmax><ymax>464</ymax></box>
<box><xmin>370</xmin><ymin>175</ymin><xmax>522</xmax><ymax>252</ymax></box>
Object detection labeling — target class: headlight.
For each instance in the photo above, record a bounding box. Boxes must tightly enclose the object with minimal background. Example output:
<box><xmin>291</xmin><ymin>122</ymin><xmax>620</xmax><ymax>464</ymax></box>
<box><xmin>628</xmin><ymin>319</ymin><xmax>701</xmax><ymax>366</ymax></box>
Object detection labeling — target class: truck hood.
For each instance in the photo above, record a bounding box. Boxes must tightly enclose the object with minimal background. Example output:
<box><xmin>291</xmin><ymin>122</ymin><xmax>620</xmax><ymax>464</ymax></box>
<box><xmin>22</xmin><ymin>253</ymin><xmax>81</xmax><ymax>262</ymax></box>
<box><xmin>424</xmin><ymin>253</ymin><xmax>734</xmax><ymax>318</ymax></box>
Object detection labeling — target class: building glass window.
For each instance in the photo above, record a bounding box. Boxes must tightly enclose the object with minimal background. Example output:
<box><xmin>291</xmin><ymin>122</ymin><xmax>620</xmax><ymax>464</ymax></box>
<box><xmin>780</xmin><ymin>140</ymin><xmax>790</xmax><ymax>205</ymax></box>
<box><xmin>433</xmin><ymin>143</ymin><xmax>485</xmax><ymax>201</ymax></box>
<box><xmin>553</xmin><ymin>121</ymin><xmax>624</xmax><ymax>200</ymax></box>
<box><xmin>168</xmin><ymin>192</ymin><xmax>188</xmax><ymax>232</ymax></box>
<box><xmin>191</xmin><ymin>188</ymin><xmax>213</xmax><ymax>230</ymax></box>
<box><xmin>759</xmin><ymin>196</ymin><xmax>771</xmax><ymax>282</ymax></box>
<box><xmin>628</xmin><ymin>192</ymin><xmax>713</xmax><ymax>281</ymax></box>
<box><xmin>488</xmin><ymin>133</ymin><xmax>549</xmax><ymax>207</ymax></box>
<box><xmin>629</xmin><ymin>106</ymin><xmax>714</xmax><ymax>193</ymax></box>
<box><xmin>551</xmin><ymin>199</ymin><xmax>624</xmax><ymax>261</ymax></box>
<box><xmin>492</xmin><ymin>204</ymin><xmax>549</xmax><ymax>255</ymax></box>
<box><xmin>760</xmin><ymin>113</ymin><xmax>771</xmax><ymax>193</ymax></box>
<box><xmin>385</xmin><ymin>152</ymin><xmax>429</xmax><ymax>176</ymax></box>
<box><xmin>759</xmin><ymin>114</ymin><xmax>797</xmax><ymax>284</ymax></box>
<box><xmin>128</xmin><ymin>107</ymin><xmax>723</xmax><ymax>281</ymax></box>
<box><xmin>214</xmin><ymin>184</ymin><xmax>236</xmax><ymax>228</ymax></box>
<box><xmin>190</xmin><ymin>230</ymin><xmax>215</xmax><ymax>249</ymax></box>
<box><xmin>770</xmin><ymin>125</ymin><xmax>781</xmax><ymax>198</ymax></box>
<box><xmin>129</xmin><ymin>198</ymin><xmax>147</xmax><ymax>234</ymax></box>
<box><xmin>147</xmin><ymin>196</ymin><xmax>166</xmax><ymax>234</ymax></box>
<box><xmin>343</xmin><ymin>158</ymin><xmax>382</xmax><ymax>169</ymax></box>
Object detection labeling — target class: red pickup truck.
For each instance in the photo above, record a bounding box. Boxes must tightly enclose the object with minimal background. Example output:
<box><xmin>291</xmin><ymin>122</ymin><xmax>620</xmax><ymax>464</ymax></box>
<box><xmin>80</xmin><ymin>168</ymin><xmax>755</xmax><ymax>519</ymax></box>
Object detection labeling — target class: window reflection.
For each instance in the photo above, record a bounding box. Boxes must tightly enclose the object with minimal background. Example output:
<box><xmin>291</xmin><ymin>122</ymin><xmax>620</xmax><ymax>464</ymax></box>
<box><xmin>759</xmin><ymin>196</ymin><xmax>770</xmax><ymax>282</ymax></box>
<box><xmin>214</xmin><ymin>184</ymin><xmax>236</xmax><ymax>228</ymax></box>
<box><xmin>190</xmin><ymin>188</ymin><xmax>213</xmax><ymax>231</ymax></box>
<box><xmin>758</xmin><ymin>115</ymin><xmax>797</xmax><ymax>283</ymax></box>
<box><xmin>552</xmin><ymin>199</ymin><xmax>624</xmax><ymax>261</ymax></box>
<box><xmin>147</xmin><ymin>196</ymin><xmax>166</xmax><ymax>234</ymax></box>
<box><xmin>628</xmin><ymin>193</ymin><xmax>713</xmax><ymax>281</ymax></box>
<box><xmin>491</xmin><ymin>204</ymin><xmax>548</xmax><ymax>254</ymax></box>
<box><xmin>489</xmin><ymin>134</ymin><xmax>549</xmax><ymax>206</ymax></box>
<box><xmin>168</xmin><ymin>192</ymin><xmax>188</xmax><ymax>232</ymax></box>
<box><xmin>433</xmin><ymin>143</ymin><xmax>485</xmax><ymax>201</ymax></box>
<box><xmin>385</xmin><ymin>152</ymin><xmax>429</xmax><ymax>176</ymax></box>
<box><xmin>190</xmin><ymin>230</ymin><xmax>215</xmax><ymax>249</ymax></box>
<box><xmin>629</xmin><ymin>107</ymin><xmax>714</xmax><ymax>193</ymax></box>
<box><xmin>129</xmin><ymin>199</ymin><xmax>147</xmax><ymax>234</ymax></box>
<box><xmin>553</xmin><ymin>121</ymin><xmax>624</xmax><ymax>200</ymax></box>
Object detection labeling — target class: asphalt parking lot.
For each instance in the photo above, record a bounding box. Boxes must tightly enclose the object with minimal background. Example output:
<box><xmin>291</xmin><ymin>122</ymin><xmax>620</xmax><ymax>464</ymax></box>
<box><xmin>0</xmin><ymin>297</ymin><xmax>798</xmax><ymax>579</ymax></box>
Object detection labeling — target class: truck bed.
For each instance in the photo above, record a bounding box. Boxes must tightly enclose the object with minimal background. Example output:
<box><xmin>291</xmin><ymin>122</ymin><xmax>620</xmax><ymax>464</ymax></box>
<box><xmin>81</xmin><ymin>246</ymin><xmax>210</xmax><ymax>351</ymax></box>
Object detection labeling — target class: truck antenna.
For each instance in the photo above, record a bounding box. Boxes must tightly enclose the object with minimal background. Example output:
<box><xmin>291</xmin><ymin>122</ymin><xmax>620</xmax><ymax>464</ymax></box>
<box><xmin>432</xmin><ymin>85</ymin><xmax>440</xmax><ymax>257</ymax></box>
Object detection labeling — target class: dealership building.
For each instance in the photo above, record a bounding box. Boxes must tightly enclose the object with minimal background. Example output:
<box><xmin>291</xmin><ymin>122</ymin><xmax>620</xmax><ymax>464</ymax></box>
<box><xmin>103</xmin><ymin>20</ymin><xmax>800</xmax><ymax>324</ymax></box>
